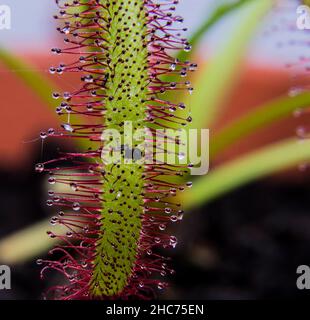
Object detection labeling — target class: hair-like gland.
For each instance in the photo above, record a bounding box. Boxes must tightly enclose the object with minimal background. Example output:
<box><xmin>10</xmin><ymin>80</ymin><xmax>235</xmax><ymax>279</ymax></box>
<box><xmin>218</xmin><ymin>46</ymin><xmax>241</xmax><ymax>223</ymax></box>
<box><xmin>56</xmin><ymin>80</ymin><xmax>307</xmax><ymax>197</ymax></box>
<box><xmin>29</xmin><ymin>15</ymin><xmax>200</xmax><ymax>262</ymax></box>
<box><xmin>37</xmin><ymin>0</ymin><xmax>195</xmax><ymax>300</ymax></box>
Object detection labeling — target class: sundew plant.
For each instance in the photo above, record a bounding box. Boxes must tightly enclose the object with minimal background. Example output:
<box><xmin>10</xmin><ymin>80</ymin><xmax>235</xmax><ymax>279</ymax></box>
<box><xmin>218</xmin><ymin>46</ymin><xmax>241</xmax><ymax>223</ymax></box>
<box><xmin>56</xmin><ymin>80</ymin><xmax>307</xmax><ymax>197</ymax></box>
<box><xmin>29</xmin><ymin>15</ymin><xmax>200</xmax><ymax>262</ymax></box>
<box><xmin>4</xmin><ymin>0</ymin><xmax>310</xmax><ymax>301</ymax></box>
<box><xmin>35</xmin><ymin>0</ymin><xmax>195</xmax><ymax>299</ymax></box>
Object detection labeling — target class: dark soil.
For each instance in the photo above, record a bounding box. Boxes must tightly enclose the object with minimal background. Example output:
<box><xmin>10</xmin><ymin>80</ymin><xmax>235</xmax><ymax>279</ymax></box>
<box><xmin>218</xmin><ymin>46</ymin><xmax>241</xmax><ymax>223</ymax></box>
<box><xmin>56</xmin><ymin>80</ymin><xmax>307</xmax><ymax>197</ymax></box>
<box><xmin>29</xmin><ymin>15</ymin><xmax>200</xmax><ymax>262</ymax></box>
<box><xmin>1</xmin><ymin>145</ymin><xmax>310</xmax><ymax>299</ymax></box>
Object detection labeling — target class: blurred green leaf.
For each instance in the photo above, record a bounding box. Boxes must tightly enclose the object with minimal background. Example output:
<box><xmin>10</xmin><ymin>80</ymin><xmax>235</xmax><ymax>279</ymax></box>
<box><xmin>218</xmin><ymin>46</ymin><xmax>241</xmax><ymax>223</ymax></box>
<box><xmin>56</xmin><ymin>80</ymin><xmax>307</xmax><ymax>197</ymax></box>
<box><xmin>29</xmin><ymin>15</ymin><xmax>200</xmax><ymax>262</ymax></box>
<box><xmin>0</xmin><ymin>219</ymin><xmax>62</xmax><ymax>265</ymax></box>
<box><xmin>0</xmin><ymin>3</ymin><xmax>91</xmax><ymax>114</ymax></box>
<box><xmin>211</xmin><ymin>92</ymin><xmax>310</xmax><ymax>158</ymax></box>
<box><xmin>187</xmin><ymin>0</ymin><xmax>273</xmax><ymax>130</ymax></box>
<box><xmin>0</xmin><ymin>48</ymin><xmax>93</xmax><ymax>148</ymax></box>
<box><xmin>177</xmin><ymin>0</ymin><xmax>253</xmax><ymax>63</ymax></box>
<box><xmin>184</xmin><ymin>138</ymin><xmax>310</xmax><ymax>209</ymax></box>
<box><xmin>0</xmin><ymin>48</ymin><xmax>59</xmax><ymax>112</ymax></box>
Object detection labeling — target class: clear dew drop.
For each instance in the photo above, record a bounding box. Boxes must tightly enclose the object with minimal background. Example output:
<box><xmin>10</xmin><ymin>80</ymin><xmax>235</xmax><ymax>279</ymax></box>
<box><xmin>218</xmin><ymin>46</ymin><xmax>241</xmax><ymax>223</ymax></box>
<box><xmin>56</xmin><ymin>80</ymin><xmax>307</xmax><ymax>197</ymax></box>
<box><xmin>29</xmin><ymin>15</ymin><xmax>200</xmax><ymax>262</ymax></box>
<box><xmin>63</xmin><ymin>92</ymin><xmax>71</xmax><ymax>100</ymax></box>
<box><xmin>165</xmin><ymin>207</ymin><xmax>172</xmax><ymax>214</ymax></box>
<box><xmin>189</xmin><ymin>63</ymin><xmax>198</xmax><ymax>71</ymax></box>
<box><xmin>184</xmin><ymin>44</ymin><xmax>192</xmax><ymax>52</ymax></box>
<box><xmin>154</xmin><ymin>237</ymin><xmax>161</xmax><ymax>244</ymax></box>
<box><xmin>159</xmin><ymin>224</ymin><xmax>166</xmax><ymax>231</ymax></box>
<box><xmin>40</xmin><ymin>131</ymin><xmax>47</xmax><ymax>139</ymax></box>
<box><xmin>62</xmin><ymin>26</ymin><xmax>70</xmax><ymax>34</ymax></box>
<box><xmin>180</xmin><ymin>70</ymin><xmax>187</xmax><ymax>77</ymax></box>
<box><xmin>50</xmin><ymin>216</ymin><xmax>58</xmax><ymax>225</ymax></box>
<box><xmin>170</xmin><ymin>63</ymin><xmax>176</xmax><ymax>71</ymax></box>
<box><xmin>72</xmin><ymin>202</ymin><xmax>81</xmax><ymax>211</ymax></box>
<box><xmin>36</xmin><ymin>259</ymin><xmax>43</xmax><ymax>265</ymax></box>
<box><xmin>66</xmin><ymin>231</ymin><xmax>73</xmax><ymax>238</ymax></box>
<box><xmin>51</xmin><ymin>48</ymin><xmax>61</xmax><ymax>55</ymax></box>
<box><xmin>57</xmin><ymin>67</ymin><xmax>63</xmax><ymax>75</ymax></box>
<box><xmin>52</xmin><ymin>92</ymin><xmax>60</xmax><ymax>99</ymax></box>
<box><xmin>48</xmin><ymin>177</ymin><xmax>56</xmax><ymax>185</ymax></box>
<box><xmin>84</xmin><ymin>75</ymin><xmax>93</xmax><ymax>83</ymax></box>
<box><xmin>48</xmin><ymin>190</ymin><xmax>54</xmax><ymax>196</ymax></box>
<box><xmin>157</xmin><ymin>282</ymin><xmax>165</xmax><ymax>290</ymax></box>
<box><xmin>169</xmin><ymin>236</ymin><xmax>178</xmax><ymax>248</ymax></box>
<box><xmin>170</xmin><ymin>215</ymin><xmax>178</xmax><ymax>223</ymax></box>
<box><xmin>48</xmin><ymin>128</ymin><xmax>55</xmax><ymax>135</ymax></box>
<box><xmin>177</xmin><ymin>210</ymin><xmax>184</xmax><ymax>220</ymax></box>
<box><xmin>186</xmin><ymin>181</ymin><xmax>193</xmax><ymax>188</ymax></box>
<box><xmin>62</xmin><ymin>123</ymin><xmax>74</xmax><ymax>132</ymax></box>
<box><xmin>49</xmin><ymin>67</ymin><xmax>56</xmax><ymax>74</ymax></box>
<box><xmin>46</xmin><ymin>199</ymin><xmax>53</xmax><ymax>207</ymax></box>
<box><xmin>188</xmin><ymin>87</ymin><xmax>194</xmax><ymax>95</ymax></box>
<box><xmin>178</xmin><ymin>102</ymin><xmax>186</xmax><ymax>109</ymax></box>
<box><xmin>47</xmin><ymin>231</ymin><xmax>55</xmax><ymax>238</ymax></box>
<box><xmin>35</xmin><ymin>163</ymin><xmax>44</xmax><ymax>173</ymax></box>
